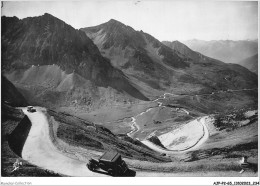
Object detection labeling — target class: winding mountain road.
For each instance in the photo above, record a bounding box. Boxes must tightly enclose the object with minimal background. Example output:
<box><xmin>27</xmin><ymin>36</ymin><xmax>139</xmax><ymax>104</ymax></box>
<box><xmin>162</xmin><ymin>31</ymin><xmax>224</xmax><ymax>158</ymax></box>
<box><xmin>21</xmin><ymin>107</ymin><xmax>105</xmax><ymax>177</ymax></box>
<box><xmin>18</xmin><ymin>88</ymin><xmax>256</xmax><ymax>176</ymax></box>
<box><xmin>19</xmin><ymin>106</ymin><xmax>213</xmax><ymax>177</ymax></box>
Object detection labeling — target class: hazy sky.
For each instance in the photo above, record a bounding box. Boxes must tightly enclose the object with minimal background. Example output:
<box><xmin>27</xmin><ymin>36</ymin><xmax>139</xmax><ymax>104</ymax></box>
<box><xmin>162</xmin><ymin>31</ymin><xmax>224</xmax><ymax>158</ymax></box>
<box><xmin>1</xmin><ymin>0</ymin><xmax>258</xmax><ymax>41</ymax></box>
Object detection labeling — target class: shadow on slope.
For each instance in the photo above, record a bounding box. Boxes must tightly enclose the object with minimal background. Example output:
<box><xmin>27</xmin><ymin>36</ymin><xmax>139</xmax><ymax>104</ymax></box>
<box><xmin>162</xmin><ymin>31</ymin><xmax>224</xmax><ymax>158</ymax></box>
<box><xmin>1</xmin><ymin>75</ymin><xmax>27</xmax><ymax>107</ymax></box>
<box><xmin>1</xmin><ymin>105</ymin><xmax>63</xmax><ymax>177</ymax></box>
<box><xmin>8</xmin><ymin>115</ymin><xmax>32</xmax><ymax>157</ymax></box>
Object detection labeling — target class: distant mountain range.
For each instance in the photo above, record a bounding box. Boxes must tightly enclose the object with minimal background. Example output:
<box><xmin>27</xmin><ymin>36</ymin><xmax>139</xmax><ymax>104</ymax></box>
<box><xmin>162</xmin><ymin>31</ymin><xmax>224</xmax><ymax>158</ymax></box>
<box><xmin>178</xmin><ymin>39</ymin><xmax>258</xmax><ymax>64</ymax></box>
<box><xmin>1</xmin><ymin>14</ymin><xmax>258</xmax><ymax>111</ymax></box>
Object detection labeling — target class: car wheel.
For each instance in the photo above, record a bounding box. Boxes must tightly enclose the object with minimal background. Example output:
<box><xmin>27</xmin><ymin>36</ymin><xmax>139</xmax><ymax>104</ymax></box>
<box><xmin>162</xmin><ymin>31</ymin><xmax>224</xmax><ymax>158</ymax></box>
<box><xmin>108</xmin><ymin>169</ymin><xmax>115</xmax><ymax>176</ymax></box>
<box><xmin>87</xmin><ymin>164</ymin><xmax>94</xmax><ymax>171</ymax></box>
<box><xmin>117</xmin><ymin>166</ymin><xmax>123</xmax><ymax>175</ymax></box>
<box><xmin>99</xmin><ymin>163</ymin><xmax>105</xmax><ymax>168</ymax></box>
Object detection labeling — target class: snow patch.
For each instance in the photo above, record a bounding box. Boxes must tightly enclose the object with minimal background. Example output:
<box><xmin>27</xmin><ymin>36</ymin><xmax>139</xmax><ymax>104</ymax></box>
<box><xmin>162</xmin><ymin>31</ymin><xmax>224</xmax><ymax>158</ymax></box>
<box><xmin>158</xmin><ymin>119</ymin><xmax>203</xmax><ymax>151</ymax></box>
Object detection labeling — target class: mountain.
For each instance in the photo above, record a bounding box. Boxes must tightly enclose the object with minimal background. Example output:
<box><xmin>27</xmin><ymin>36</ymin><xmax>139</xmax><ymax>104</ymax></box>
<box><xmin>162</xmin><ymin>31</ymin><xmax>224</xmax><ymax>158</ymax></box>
<box><xmin>180</xmin><ymin>39</ymin><xmax>258</xmax><ymax>63</ymax></box>
<box><xmin>238</xmin><ymin>54</ymin><xmax>258</xmax><ymax>74</ymax></box>
<box><xmin>1</xmin><ymin>14</ymin><xmax>148</xmax><ymax>110</ymax></box>
<box><xmin>82</xmin><ymin>21</ymin><xmax>257</xmax><ymax>96</ymax></box>
<box><xmin>81</xmin><ymin>19</ymin><xmax>190</xmax><ymax>94</ymax></box>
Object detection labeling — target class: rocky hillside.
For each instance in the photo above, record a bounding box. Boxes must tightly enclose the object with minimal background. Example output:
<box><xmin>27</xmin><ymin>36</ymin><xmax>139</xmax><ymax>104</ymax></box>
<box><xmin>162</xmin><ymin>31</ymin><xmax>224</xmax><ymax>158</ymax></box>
<box><xmin>180</xmin><ymin>39</ymin><xmax>258</xmax><ymax>63</ymax></box>
<box><xmin>238</xmin><ymin>54</ymin><xmax>258</xmax><ymax>74</ymax></box>
<box><xmin>82</xmin><ymin>21</ymin><xmax>257</xmax><ymax>96</ymax></box>
<box><xmin>1</xmin><ymin>14</ymin><xmax>148</xmax><ymax>110</ymax></box>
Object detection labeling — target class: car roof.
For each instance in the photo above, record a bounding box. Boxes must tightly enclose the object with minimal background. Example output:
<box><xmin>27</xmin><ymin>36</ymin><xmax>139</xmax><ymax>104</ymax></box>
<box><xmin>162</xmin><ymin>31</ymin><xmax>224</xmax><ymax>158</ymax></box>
<box><xmin>99</xmin><ymin>151</ymin><xmax>121</xmax><ymax>162</ymax></box>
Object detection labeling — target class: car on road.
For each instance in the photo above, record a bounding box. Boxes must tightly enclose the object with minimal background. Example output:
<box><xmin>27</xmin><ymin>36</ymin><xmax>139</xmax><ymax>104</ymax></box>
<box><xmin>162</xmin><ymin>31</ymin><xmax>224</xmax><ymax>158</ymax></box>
<box><xmin>87</xmin><ymin>151</ymin><xmax>129</xmax><ymax>176</ymax></box>
<box><xmin>27</xmin><ymin>106</ymin><xmax>36</xmax><ymax>113</ymax></box>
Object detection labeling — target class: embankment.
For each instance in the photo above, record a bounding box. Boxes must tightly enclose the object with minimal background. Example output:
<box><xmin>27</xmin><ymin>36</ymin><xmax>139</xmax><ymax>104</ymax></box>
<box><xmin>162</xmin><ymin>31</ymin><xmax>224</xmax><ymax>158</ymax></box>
<box><xmin>8</xmin><ymin>116</ymin><xmax>32</xmax><ymax>157</ymax></box>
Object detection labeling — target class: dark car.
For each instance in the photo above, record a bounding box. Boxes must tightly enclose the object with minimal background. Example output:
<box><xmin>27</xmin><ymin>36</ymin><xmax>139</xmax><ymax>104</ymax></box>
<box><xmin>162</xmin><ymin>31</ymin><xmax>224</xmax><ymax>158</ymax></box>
<box><xmin>27</xmin><ymin>106</ymin><xmax>36</xmax><ymax>113</ymax></box>
<box><xmin>87</xmin><ymin>151</ymin><xmax>129</xmax><ymax>176</ymax></box>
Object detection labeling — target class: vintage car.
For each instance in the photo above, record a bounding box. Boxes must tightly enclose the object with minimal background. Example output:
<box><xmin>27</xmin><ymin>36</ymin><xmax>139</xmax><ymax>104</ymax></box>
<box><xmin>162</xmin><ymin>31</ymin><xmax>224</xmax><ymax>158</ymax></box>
<box><xmin>27</xmin><ymin>106</ymin><xmax>36</xmax><ymax>113</ymax></box>
<box><xmin>87</xmin><ymin>151</ymin><xmax>129</xmax><ymax>176</ymax></box>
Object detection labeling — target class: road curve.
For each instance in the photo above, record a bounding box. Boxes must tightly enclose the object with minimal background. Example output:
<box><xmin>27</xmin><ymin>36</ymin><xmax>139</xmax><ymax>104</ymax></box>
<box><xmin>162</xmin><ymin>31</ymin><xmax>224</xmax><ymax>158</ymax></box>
<box><xmin>21</xmin><ymin>107</ymin><xmax>106</xmax><ymax>177</ymax></box>
<box><xmin>126</xmin><ymin>108</ymin><xmax>153</xmax><ymax>138</ymax></box>
<box><xmin>141</xmin><ymin>116</ymin><xmax>210</xmax><ymax>154</ymax></box>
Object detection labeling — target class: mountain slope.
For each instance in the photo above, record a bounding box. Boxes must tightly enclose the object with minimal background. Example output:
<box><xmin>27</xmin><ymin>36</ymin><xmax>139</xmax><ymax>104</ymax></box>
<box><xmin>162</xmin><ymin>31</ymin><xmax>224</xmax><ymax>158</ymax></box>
<box><xmin>1</xmin><ymin>14</ymin><xmax>148</xmax><ymax>110</ymax></box>
<box><xmin>82</xmin><ymin>21</ymin><xmax>257</xmax><ymax>96</ymax></box>
<box><xmin>1</xmin><ymin>75</ymin><xmax>28</xmax><ymax>107</ymax></box>
<box><xmin>180</xmin><ymin>39</ymin><xmax>258</xmax><ymax>63</ymax></box>
<box><xmin>238</xmin><ymin>54</ymin><xmax>258</xmax><ymax>74</ymax></box>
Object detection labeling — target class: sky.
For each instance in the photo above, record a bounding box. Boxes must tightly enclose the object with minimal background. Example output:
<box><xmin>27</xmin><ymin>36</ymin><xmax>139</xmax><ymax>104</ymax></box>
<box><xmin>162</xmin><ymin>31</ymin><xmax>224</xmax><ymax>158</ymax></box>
<box><xmin>1</xmin><ymin>0</ymin><xmax>258</xmax><ymax>41</ymax></box>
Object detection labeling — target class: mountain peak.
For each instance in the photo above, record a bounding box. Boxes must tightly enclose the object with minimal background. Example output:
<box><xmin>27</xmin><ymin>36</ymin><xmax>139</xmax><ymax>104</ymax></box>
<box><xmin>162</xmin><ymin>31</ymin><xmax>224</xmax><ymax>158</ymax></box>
<box><xmin>43</xmin><ymin>13</ymin><xmax>52</xmax><ymax>16</ymax></box>
<box><xmin>108</xmin><ymin>18</ymin><xmax>118</xmax><ymax>22</ymax></box>
<box><xmin>42</xmin><ymin>13</ymin><xmax>63</xmax><ymax>21</ymax></box>
<box><xmin>165</xmin><ymin>40</ymin><xmax>190</xmax><ymax>49</ymax></box>
<box><xmin>106</xmin><ymin>19</ymin><xmax>126</xmax><ymax>26</ymax></box>
<box><xmin>172</xmin><ymin>40</ymin><xmax>182</xmax><ymax>45</ymax></box>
